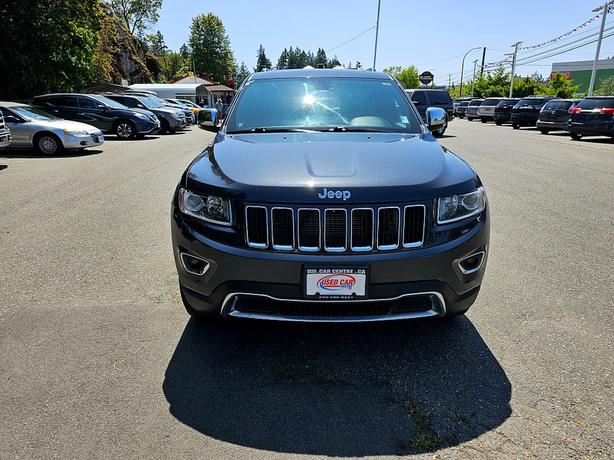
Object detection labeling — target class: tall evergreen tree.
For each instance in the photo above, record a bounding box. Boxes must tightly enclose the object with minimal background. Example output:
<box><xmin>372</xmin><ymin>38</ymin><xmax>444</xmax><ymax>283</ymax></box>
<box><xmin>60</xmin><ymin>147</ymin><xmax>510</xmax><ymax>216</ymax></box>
<box><xmin>277</xmin><ymin>48</ymin><xmax>288</xmax><ymax>70</ymax></box>
<box><xmin>315</xmin><ymin>48</ymin><xmax>327</xmax><ymax>68</ymax></box>
<box><xmin>234</xmin><ymin>61</ymin><xmax>251</xmax><ymax>88</ymax></box>
<box><xmin>254</xmin><ymin>44</ymin><xmax>272</xmax><ymax>72</ymax></box>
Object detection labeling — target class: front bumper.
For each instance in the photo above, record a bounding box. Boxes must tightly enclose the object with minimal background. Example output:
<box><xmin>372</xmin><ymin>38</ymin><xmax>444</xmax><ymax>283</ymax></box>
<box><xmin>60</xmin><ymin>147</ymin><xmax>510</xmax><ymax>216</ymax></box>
<box><xmin>136</xmin><ymin>119</ymin><xmax>160</xmax><ymax>134</ymax></box>
<box><xmin>171</xmin><ymin>206</ymin><xmax>490</xmax><ymax>321</ymax></box>
<box><xmin>0</xmin><ymin>128</ymin><xmax>11</xmax><ymax>149</ymax></box>
<box><xmin>63</xmin><ymin>131</ymin><xmax>104</xmax><ymax>149</ymax></box>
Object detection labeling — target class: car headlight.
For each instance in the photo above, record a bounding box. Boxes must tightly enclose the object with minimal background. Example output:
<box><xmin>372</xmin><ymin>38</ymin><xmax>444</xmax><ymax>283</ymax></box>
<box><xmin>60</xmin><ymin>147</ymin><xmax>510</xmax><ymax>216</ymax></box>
<box><xmin>437</xmin><ymin>187</ymin><xmax>486</xmax><ymax>224</ymax></box>
<box><xmin>178</xmin><ymin>188</ymin><xmax>232</xmax><ymax>226</ymax></box>
<box><xmin>133</xmin><ymin>112</ymin><xmax>148</xmax><ymax>119</ymax></box>
<box><xmin>63</xmin><ymin>129</ymin><xmax>89</xmax><ymax>136</ymax></box>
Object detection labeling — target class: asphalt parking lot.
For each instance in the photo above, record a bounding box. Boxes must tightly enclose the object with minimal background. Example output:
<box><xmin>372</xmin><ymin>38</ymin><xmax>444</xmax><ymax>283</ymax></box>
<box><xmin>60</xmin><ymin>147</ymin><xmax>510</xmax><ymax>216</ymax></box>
<box><xmin>1</xmin><ymin>123</ymin><xmax>612</xmax><ymax>458</ymax></box>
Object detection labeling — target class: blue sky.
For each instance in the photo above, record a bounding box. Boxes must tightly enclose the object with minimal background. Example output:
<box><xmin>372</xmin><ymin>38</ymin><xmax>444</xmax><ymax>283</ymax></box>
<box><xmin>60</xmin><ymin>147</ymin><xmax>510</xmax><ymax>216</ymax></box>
<box><xmin>156</xmin><ymin>0</ymin><xmax>614</xmax><ymax>85</ymax></box>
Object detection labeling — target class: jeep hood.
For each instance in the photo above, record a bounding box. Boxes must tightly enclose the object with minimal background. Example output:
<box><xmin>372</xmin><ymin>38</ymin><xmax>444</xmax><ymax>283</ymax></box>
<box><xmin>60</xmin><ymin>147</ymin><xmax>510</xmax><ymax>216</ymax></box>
<box><xmin>186</xmin><ymin>132</ymin><xmax>479</xmax><ymax>203</ymax></box>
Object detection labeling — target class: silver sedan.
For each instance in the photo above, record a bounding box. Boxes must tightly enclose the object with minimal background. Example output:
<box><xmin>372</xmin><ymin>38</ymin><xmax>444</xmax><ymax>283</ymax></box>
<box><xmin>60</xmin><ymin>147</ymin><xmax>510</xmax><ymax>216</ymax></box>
<box><xmin>0</xmin><ymin>102</ymin><xmax>104</xmax><ymax>155</ymax></box>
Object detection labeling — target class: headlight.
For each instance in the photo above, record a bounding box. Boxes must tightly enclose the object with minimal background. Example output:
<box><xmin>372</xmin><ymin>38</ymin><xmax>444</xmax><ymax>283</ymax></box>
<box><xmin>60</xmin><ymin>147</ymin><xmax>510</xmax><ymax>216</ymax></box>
<box><xmin>437</xmin><ymin>187</ymin><xmax>486</xmax><ymax>224</ymax></box>
<box><xmin>63</xmin><ymin>129</ymin><xmax>89</xmax><ymax>136</ymax></box>
<box><xmin>178</xmin><ymin>188</ymin><xmax>232</xmax><ymax>226</ymax></box>
<box><xmin>133</xmin><ymin>112</ymin><xmax>148</xmax><ymax>119</ymax></box>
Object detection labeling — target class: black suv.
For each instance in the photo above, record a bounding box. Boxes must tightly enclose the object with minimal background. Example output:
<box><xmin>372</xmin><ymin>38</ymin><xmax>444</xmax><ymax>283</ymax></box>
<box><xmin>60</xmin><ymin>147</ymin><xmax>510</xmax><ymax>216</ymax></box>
<box><xmin>104</xmin><ymin>94</ymin><xmax>186</xmax><ymax>134</ymax></box>
<box><xmin>405</xmin><ymin>89</ymin><xmax>454</xmax><ymax>136</ymax></box>
<box><xmin>511</xmin><ymin>96</ymin><xmax>557</xmax><ymax>129</ymax></box>
<box><xmin>536</xmin><ymin>99</ymin><xmax>579</xmax><ymax>134</ymax></box>
<box><xmin>567</xmin><ymin>97</ymin><xmax>614</xmax><ymax>140</ymax></box>
<box><xmin>493</xmin><ymin>98</ymin><xmax>520</xmax><ymax>125</ymax></box>
<box><xmin>171</xmin><ymin>69</ymin><xmax>489</xmax><ymax>322</ymax></box>
<box><xmin>33</xmin><ymin>93</ymin><xmax>159</xmax><ymax>139</ymax></box>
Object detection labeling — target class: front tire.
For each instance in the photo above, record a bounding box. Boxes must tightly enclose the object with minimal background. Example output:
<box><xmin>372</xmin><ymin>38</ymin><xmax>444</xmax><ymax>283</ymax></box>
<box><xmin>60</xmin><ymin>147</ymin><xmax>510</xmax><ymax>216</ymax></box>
<box><xmin>571</xmin><ymin>132</ymin><xmax>582</xmax><ymax>140</ymax></box>
<box><xmin>35</xmin><ymin>133</ymin><xmax>63</xmax><ymax>155</ymax></box>
<box><xmin>480</xmin><ymin>118</ymin><xmax>487</xmax><ymax>123</ymax></box>
<box><xmin>539</xmin><ymin>129</ymin><xmax>549</xmax><ymax>135</ymax></box>
<box><xmin>114</xmin><ymin>120</ymin><xmax>136</xmax><ymax>139</ymax></box>
<box><xmin>512</xmin><ymin>123</ymin><xmax>520</xmax><ymax>130</ymax></box>
<box><xmin>495</xmin><ymin>120</ymin><xmax>502</xmax><ymax>126</ymax></box>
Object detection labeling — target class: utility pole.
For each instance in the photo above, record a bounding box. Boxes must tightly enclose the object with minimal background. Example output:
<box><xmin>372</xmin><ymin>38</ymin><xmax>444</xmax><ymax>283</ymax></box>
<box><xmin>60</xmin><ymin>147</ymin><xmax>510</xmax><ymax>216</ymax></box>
<box><xmin>588</xmin><ymin>2</ymin><xmax>610</xmax><ymax>95</ymax></box>
<box><xmin>471</xmin><ymin>59</ymin><xmax>478</xmax><ymax>96</ymax></box>
<box><xmin>459</xmin><ymin>46</ymin><xmax>482</xmax><ymax>98</ymax></box>
<box><xmin>372</xmin><ymin>0</ymin><xmax>382</xmax><ymax>71</ymax></box>
<box><xmin>448</xmin><ymin>74</ymin><xmax>451</xmax><ymax>88</ymax></box>
<box><xmin>480</xmin><ymin>47</ymin><xmax>486</xmax><ymax>78</ymax></box>
<box><xmin>509</xmin><ymin>41</ymin><xmax>522</xmax><ymax>97</ymax></box>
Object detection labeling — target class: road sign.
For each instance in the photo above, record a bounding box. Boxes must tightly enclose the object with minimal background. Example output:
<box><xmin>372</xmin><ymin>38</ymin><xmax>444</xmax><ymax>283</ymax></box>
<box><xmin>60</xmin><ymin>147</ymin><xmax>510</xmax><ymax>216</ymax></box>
<box><xmin>419</xmin><ymin>71</ymin><xmax>434</xmax><ymax>85</ymax></box>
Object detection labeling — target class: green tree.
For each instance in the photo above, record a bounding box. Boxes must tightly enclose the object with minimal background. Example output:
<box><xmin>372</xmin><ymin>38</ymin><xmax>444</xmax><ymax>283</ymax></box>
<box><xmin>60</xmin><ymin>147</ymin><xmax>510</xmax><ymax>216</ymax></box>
<box><xmin>189</xmin><ymin>13</ymin><xmax>236</xmax><ymax>83</ymax></box>
<box><xmin>383</xmin><ymin>65</ymin><xmax>403</xmax><ymax>77</ymax></box>
<box><xmin>315</xmin><ymin>48</ymin><xmax>327</xmax><ymax>68</ymax></box>
<box><xmin>110</xmin><ymin>0</ymin><xmax>162</xmax><ymax>36</ymax></box>
<box><xmin>513</xmin><ymin>76</ymin><xmax>547</xmax><ymax>97</ymax></box>
<box><xmin>277</xmin><ymin>48</ymin><xmax>289</xmax><ymax>70</ymax></box>
<box><xmin>159</xmin><ymin>51</ymin><xmax>187</xmax><ymax>82</ymax></box>
<box><xmin>546</xmin><ymin>72</ymin><xmax>580</xmax><ymax>98</ymax></box>
<box><xmin>396</xmin><ymin>66</ymin><xmax>420</xmax><ymax>88</ymax></box>
<box><xmin>0</xmin><ymin>0</ymin><xmax>102</xmax><ymax>99</ymax></box>
<box><xmin>146</xmin><ymin>30</ymin><xmax>167</xmax><ymax>56</ymax></box>
<box><xmin>327</xmin><ymin>55</ymin><xmax>341</xmax><ymax>68</ymax></box>
<box><xmin>255</xmin><ymin>44</ymin><xmax>272</xmax><ymax>72</ymax></box>
<box><xmin>594</xmin><ymin>75</ymin><xmax>614</xmax><ymax>96</ymax></box>
<box><xmin>234</xmin><ymin>61</ymin><xmax>251</xmax><ymax>88</ymax></box>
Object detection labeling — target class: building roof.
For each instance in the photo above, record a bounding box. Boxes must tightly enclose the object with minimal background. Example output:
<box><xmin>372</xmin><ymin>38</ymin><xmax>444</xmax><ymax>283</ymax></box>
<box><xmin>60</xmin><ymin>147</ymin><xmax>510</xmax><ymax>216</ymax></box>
<box><xmin>172</xmin><ymin>75</ymin><xmax>215</xmax><ymax>85</ymax></box>
<box><xmin>552</xmin><ymin>58</ymin><xmax>614</xmax><ymax>72</ymax></box>
<box><xmin>129</xmin><ymin>83</ymin><xmax>206</xmax><ymax>91</ymax></box>
<box><xmin>205</xmin><ymin>84</ymin><xmax>235</xmax><ymax>93</ymax></box>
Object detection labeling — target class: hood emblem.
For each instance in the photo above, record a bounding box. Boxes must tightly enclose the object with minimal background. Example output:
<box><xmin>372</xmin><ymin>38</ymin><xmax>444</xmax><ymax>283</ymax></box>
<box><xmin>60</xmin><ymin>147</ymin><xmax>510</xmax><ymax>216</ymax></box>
<box><xmin>318</xmin><ymin>188</ymin><xmax>351</xmax><ymax>201</ymax></box>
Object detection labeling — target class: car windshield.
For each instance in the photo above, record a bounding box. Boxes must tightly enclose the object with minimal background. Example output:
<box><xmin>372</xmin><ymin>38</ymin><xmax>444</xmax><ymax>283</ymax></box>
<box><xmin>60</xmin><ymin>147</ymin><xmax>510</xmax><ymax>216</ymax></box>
<box><xmin>482</xmin><ymin>98</ymin><xmax>501</xmax><ymax>105</ymax></box>
<box><xmin>8</xmin><ymin>105</ymin><xmax>58</xmax><ymax>121</ymax></box>
<box><xmin>576</xmin><ymin>98</ymin><xmax>614</xmax><ymax>109</ymax></box>
<box><xmin>91</xmin><ymin>95</ymin><xmax>127</xmax><ymax>109</ymax></box>
<box><xmin>469</xmin><ymin>100</ymin><xmax>483</xmax><ymax>106</ymax></box>
<box><xmin>226</xmin><ymin>77</ymin><xmax>421</xmax><ymax>133</ymax></box>
<box><xmin>459</xmin><ymin>101</ymin><xmax>470</xmax><ymax>107</ymax></box>
<box><xmin>138</xmin><ymin>96</ymin><xmax>164</xmax><ymax>109</ymax></box>
<box><xmin>517</xmin><ymin>98</ymin><xmax>546</xmax><ymax>107</ymax></box>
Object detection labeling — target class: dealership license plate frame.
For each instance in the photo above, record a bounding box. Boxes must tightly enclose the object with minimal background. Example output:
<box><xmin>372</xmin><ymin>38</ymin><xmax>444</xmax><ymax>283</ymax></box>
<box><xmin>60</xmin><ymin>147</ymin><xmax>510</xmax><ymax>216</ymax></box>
<box><xmin>303</xmin><ymin>266</ymin><xmax>369</xmax><ymax>300</ymax></box>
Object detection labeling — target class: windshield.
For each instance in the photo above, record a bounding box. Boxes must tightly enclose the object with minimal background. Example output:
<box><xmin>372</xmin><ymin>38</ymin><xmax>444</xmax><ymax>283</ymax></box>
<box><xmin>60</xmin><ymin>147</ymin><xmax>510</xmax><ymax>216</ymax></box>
<box><xmin>482</xmin><ymin>98</ymin><xmax>501</xmax><ymax>105</ymax></box>
<box><xmin>468</xmin><ymin>100</ymin><xmax>483</xmax><ymax>106</ymax></box>
<box><xmin>138</xmin><ymin>96</ymin><xmax>164</xmax><ymax>109</ymax></box>
<box><xmin>517</xmin><ymin>98</ymin><xmax>547</xmax><ymax>107</ymax></box>
<box><xmin>226</xmin><ymin>77</ymin><xmax>421</xmax><ymax>133</ymax></box>
<box><xmin>91</xmin><ymin>95</ymin><xmax>127</xmax><ymax>109</ymax></box>
<box><xmin>8</xmin><ymin>105</ymin><xmax>58</xmax><ymax>121</ymax></box>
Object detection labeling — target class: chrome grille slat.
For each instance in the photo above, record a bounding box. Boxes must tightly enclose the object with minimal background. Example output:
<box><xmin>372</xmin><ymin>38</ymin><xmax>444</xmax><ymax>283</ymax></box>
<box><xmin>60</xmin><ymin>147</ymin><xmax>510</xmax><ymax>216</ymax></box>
<box><xmin>245</xmin><ymin>204</ymin><xmax>424</xmax><ymax>253</ymax></box>
<box><xmin>377</xmin><ymin>207</ymin><xmax>400</xmax><ymax>250</ymax></box>
<box><xmin>271</xmin><ymin>207</ymin><xmax>294</xmax><ymax>250</ymax></box>
<box><xmin>324</xmin><ymin>209</ymin><xmax>347</xmax><ymax>252</ymax></box>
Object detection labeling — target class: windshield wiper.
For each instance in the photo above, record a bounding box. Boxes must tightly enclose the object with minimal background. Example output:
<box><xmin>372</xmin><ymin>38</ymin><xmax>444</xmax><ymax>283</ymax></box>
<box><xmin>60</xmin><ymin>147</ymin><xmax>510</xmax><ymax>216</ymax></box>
<box><xmin>324</xmin><ymin>126</ymin><xmax>390</xmax><ymax>133</ymax></box>
<box><xmin>227</xmin><ymin>127</ymin><xmax>319</xmax><ymax>134</ymax></box>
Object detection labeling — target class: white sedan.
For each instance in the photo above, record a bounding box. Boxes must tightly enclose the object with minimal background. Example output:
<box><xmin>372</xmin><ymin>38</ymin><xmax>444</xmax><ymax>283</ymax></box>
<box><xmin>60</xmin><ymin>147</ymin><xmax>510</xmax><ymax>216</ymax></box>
<box><xmin>0</xmin><ymin>102</ymin><xmax>104</xmax><ymax>155</ymax></box>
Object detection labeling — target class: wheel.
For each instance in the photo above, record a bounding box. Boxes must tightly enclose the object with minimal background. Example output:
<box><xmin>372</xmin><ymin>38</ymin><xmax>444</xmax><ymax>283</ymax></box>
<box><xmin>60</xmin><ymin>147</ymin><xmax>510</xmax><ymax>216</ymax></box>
<box><xmin>495</xmin><ymin>120</ymin><xmax>502</xmax><ymax>126</ymax></box>
<box><xmin>480</xmin><ymin>118</ymin><xmax>487</xmax><ymax>123</ymax></box>
<box><xmin>114</xmin><ymin>120</ymin><xmax>136</xmax><ymax>139</ymax></box>
<box><xmin>570</xmin><ymin>132</ymin><xmax>582</xmax><ymax>140</ymax></box>
<box><xmin>512</xmin><ymin>123</ymin><xmax>520</xmax><ymax>130</ymax></box>
<box><xmin>35</xmin><ymin>133</ymin><xmax>63</xmax><ymax>155</ymax></box>
<box><xmin>539</xmin><ymin>129</ymin><xmax>549</xmax><ymax>135</ymax></box>
<box><xmin>180</xmin><ymin>286</ymin><xmax>219</xmax><ymax>321</ymax></box>
<box><xmin>458</xmin><ymin>114</ymin><xmax>464</xmax><ymax>119</ymax></box>
<box><xmin>467</xmin><ymin>117</ymin><xmax>473</xmax><ymax>121</ymax></box>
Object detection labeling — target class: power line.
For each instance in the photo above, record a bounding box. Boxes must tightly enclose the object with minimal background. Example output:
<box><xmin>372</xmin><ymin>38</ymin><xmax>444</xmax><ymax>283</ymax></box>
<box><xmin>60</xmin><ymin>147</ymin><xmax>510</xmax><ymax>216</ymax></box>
<box><xmin>326</xmin><ymin>25</ymin><xmax>376</xmax><ymax>53</ymax></box>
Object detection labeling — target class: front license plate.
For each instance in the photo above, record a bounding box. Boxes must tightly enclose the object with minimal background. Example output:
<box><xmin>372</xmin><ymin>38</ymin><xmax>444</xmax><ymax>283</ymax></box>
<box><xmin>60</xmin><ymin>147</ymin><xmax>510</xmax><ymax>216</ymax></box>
<box><xmin>304</xmin><ymin>267</ymin><xmax>367</xmax><ymax>300</ymax></box>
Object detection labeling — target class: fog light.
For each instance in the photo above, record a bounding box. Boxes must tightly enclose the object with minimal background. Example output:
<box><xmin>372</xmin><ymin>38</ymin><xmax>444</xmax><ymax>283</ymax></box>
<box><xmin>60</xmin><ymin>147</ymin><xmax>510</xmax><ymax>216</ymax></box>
<box><xmin>458</xmin><ymin>251</ymin><xmax>485</xmax><ymax>274</ymax></box>
<box><xmin>180</xmin><ymin>253</ymin><xmax>209</xmax><ymax>275</ymax></box>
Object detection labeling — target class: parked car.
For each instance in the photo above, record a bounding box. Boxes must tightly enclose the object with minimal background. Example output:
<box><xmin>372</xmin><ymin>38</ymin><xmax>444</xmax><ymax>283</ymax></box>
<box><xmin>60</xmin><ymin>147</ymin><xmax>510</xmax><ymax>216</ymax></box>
<box><xmin>129</xmin><ymin>93</ymin><xmax>188</xmax><ymax>128</ymax></box>
<box><xmin>105</xmin><ymin>94</ymin><xmax>185</xmax><ymax>134</ymax></box>
<box><xmin>164</xmin><ymin>98</ymin><xmax>195</xmax><ymax>124</ymax></box>
<box><xmin>478</xmin><ymin>98</ymin><xmax>503</xmax><ymax>123</ymax></box>
<box><xmin>536</xmin><ymin>99</ymin><xmax>579</xmax><ymax>134</ymax></box>
<box><xmin>405</xmin><ymin>89</ymin><xmax>454</xmax><ymax>136</ymax></box>
<box><xmin>465</xmin><ymin>99</ymin><xmax>484</xmax><ymax>121</ymax></box>
<box><xmin>493</xmin><ymin>98</ymin><xmax>520</xmax><ymax>125</ymax></box>
<box><xmin>455</xmin><ymin>100</ymin><xmax>470</xmax><ymax>118</ymax></box>
<box><xmin>567</xmin><ymin>96</ymin><xmax>614</xmax><ymax>140</ymax></box>
<box><xmin>0</xmin><ymin>109</ymin><xmax>11</xmax><ymax>149</ymax></box>
<box><xmin>0</xmin><ymin>102</ymin><xmax>103</xmax><ymax>154</ymax></box>
<box><xmin>172</xmin><ymin>69</ymin><xmax>489</xmax><ymax>322</ymax></box>
<box><xmin>511</xmin><ymin>96</ymin><xmax>557</xmax><ymax>129</ymax></box>
<box><xmin>33</xmin><ymin>93</ymin><xmax>159</xmax><ymax>139</ymax></box>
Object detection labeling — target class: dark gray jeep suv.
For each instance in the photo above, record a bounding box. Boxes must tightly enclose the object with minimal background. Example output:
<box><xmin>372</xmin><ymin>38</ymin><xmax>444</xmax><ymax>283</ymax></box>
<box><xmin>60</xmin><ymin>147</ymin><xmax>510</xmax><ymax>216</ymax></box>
<box><xmin>171</xmin><ymin>69</ymin><xmax>489</xmax><ymax>322</ymax></box>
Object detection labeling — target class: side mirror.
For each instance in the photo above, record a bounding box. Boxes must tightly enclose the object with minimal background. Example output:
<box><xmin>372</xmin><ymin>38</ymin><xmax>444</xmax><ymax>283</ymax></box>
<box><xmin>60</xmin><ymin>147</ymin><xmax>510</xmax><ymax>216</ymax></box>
<box><xmin>425</xmin><ymin>107</ymin><xmax>446</xmax><ymax>131</ymax></box>
<box><xmin>198</xmin><ymin>109</ymin><xmax>220</xmax><ymax>132</ymax></box>
<box><xmin>97</xmin><ymin>104</ymin><xmax>108</xmax><ymax>111</ymax></box>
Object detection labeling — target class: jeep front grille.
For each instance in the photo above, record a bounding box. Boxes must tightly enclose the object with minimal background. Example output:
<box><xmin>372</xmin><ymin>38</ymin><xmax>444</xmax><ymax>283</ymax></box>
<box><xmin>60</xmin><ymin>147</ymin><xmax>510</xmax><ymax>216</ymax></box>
<box><xmin>245</xmin><ymin>204</ymin><xmax>425</xmax><ymax>253</ymax></box>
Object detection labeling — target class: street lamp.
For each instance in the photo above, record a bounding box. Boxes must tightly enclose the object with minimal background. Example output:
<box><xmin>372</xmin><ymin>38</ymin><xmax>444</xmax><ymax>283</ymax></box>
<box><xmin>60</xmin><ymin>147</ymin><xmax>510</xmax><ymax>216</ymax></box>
<box><xmin>460</xmin><ymin>47</ymin><xmax>482</xmax><ymax>98</ymax></box>
<box><xmin>471</xmin><ymin>59</ymin><xmax>478</xmax><ymax>96</ymax></box>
